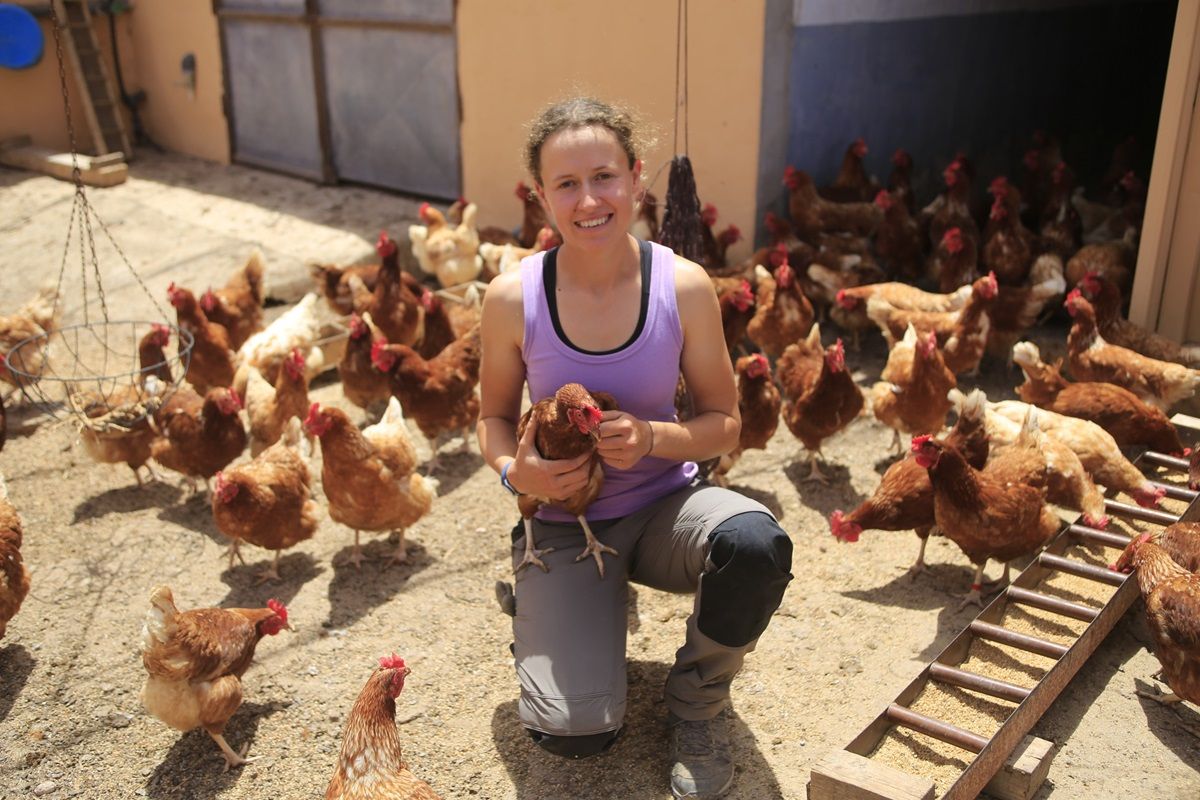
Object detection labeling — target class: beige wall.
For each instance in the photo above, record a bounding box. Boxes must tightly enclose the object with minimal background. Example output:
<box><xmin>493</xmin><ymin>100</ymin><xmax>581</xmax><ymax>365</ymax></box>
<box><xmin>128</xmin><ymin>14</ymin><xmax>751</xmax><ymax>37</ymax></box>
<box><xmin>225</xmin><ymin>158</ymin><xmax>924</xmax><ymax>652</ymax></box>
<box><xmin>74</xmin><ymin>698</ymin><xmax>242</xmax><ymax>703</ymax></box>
<box><xmin>126</xmin><ymin>0</ymin><xmax>228</xmax><ymax>164</ymax></box>
<box><xmin>456</xmin><ymin>0</ymin><xmax>766</xmax><ymax>264</ymax></box>
<box><xmin>0</xmin><ymin>1</ymin><xmax>226</xmax><ymax>163</ymax></box>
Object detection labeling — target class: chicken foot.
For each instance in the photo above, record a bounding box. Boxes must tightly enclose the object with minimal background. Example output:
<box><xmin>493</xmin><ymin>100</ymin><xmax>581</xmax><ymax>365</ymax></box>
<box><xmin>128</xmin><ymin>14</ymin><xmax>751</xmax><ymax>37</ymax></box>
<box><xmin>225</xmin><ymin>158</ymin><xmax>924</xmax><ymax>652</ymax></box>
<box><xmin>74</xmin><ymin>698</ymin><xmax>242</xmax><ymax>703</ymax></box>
<box><xmin>222</xmin><ymin>538</ymin><xmax>246</xmax><ymax>569</ymax></box>
<box><xmin>802</xmin><ymin>451</ymin><xmax>829</xmax><ymax>484</ymax></box>
<box><xmin>341</xmin><ymin>530</ymin><xmax>366</xmax><ymax>569</ymax></box>
<box><xmin>958</xmin><ymin>562</ymin><xmax>989</xmax><ymax>610</ymax></box>
<box><xmin>888</xmin><ymin>429</ymin><xmax>902</xmax><ymax>454</ymax></box>
<box><xmin>1135</xmin><ymin>684</ymin><xmax>1182</xmax><ymax>705</ymax></box>
<box><xmin>385</xmin><ymin>528</ymin><xmax>410</xmax><ymax>568</ymax></box>
<box><xmin>574</xmin><ymin>515</ymin><xmax>618</xmax><ymax>579</ymax></box>
<box><xmin>255</xmin><ymin>550</ymin><xmax>282</xmax><ymax>584</ymax></box>
<box><xmin>208</xmin><ymin>731</ymin><xmax>256</xmax><ymax>773</ymax></box>
<box><xmin>514</xmin><ymin>516</ymin><xmax>554</xmax><ymax>574</ymax></box>
<box><xmin>906</xmin><ymin>533</ymin><xmax>930</xmax><ymax>580</ymax></box>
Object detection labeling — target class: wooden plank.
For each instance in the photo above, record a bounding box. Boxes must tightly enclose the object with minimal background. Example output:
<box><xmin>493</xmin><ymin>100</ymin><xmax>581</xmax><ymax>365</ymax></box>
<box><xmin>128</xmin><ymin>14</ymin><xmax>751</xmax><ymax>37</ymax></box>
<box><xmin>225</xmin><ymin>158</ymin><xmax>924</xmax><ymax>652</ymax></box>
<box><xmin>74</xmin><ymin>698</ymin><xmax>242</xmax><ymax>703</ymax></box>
<box><xmin>929</xmin><ymin>662</ymin><xmax>1031</xmax><ymax>703</ymax></box>
<box><xmin>0</xmin><ymin>142</ymin><xmax>127</xmax><ymax>187</ymax></box>
<box><xmin>982</xmin><ymin>736</ymin><xmax>1058</xmax><ymax>800</ymax></box>
<box><xmin>1006</xmin><ymin>586</ymin><xmax>1099</xmax><ymax>623</ymax></box>
<box><xmin>52</xmin><ymin>0</ymin><xmax>106</xmax><ymax>155</ymax></box>
<box><xmin>809</xmin><ymin>749</ymin><xmax>936</xmax><ymax>800</ymax></box>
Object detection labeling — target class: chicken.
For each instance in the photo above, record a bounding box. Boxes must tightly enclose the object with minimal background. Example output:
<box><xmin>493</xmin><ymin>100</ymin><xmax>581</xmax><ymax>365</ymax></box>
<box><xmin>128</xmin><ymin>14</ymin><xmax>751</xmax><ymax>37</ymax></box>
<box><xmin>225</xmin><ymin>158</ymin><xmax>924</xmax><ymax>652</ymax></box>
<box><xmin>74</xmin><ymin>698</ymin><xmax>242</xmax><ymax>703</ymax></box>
<box><xmin>1065</xmin><ymin>232</ymin><xmax>1135</xmax><ymax>293</ymax></box>
<box><xmin>200</xmin><ymin>251</ymin><xmax>266</xmax><ymax>351</ymax></box>
<box><xmin>1191</xmin><ymin>449</ymin><xmax>1200</xmax><ymax>492</ymax></box>
<box><xmin>325</xmin><ymin>655</ymin><xmax>442</xmax><ymax>800</ymax></box>
<box><xmin>371</xmin><ymin>325</ymin><xmax>482</xmax><ymax>470</ymax></box>
<box><xmin>1065</xmin><ymin>290</ymin><xmax>1200</xmax><ymax>411</ymax></box>
<box><xmin>1146</xmin><ymin>522</ymin><xmax>1200</xmax><ymax>573</ymax></box>
<box><xmin>1012</xmin><ymin>341</ymin><xmax>1187</xmax><ymax>454</ymax></box>
<box><xmin>479</xmin><ymin>226</ymin><xmax>559</xmax><ymax>280</ymax></box>
<box><xmin>168</xmin><ymin>282</ymin><xmax>236</xmax><ymax>394</ymax></box>
<box><xmin>140</xmin><ymin>586</ymin><xmax>291</xmax><ymax>771</ymax></box>
<box><xmin>870</xmin><ymin>325</ymin><xmax>956</xmax><ymax>452</ymax></box>
<box><xmin>0</xmin><ymin>474</ymin><xmax>30</xmax><ymax>640</ymax></box>
<box><xmin>923</xmin><ymin>158</ymin><xmax>980</xmax><ymax>251</ymax></box>
<box><xmin>1111</xmin><ymin>534</ymin><xmax>1200</xmax><ymax>709</ymax></box>
<box><xmin>779</xmin><ymin>331</ymin><xmax>863</xmax><ymax>483</ymax></box>
<box><xmin>0</xmin><ymin>393</ymin><xmax>5</xmax><ymax>452</ymax></box>
<box><xmin>745</xmin><ymin>259</ymin><xmax>813</xmax><ymax>358</ymax></box>
<box><xmin>976</xmin><ymin>393</ymin><xmax>1167</xmax><ymax>508</ymax></box>
<box><xmin>711</xmin><ymin>354</ymin><xmax>780</xmax><ymax>486</ymax></box>
<box><xmin>515</xmin><ymin>181</ymin><xmax>550</xmax><ymax>248</ymax></box>
<box><xmin>353</xmin><ymin>233</ymin><xmax>424</xmax><ymax>350</ymax></box>
<box><xmin>872</xmin><ymin>189</ymin><xmax>923</xmax><ymax>281</ymax></box>
<box><xmin>414</xmin><ymin>287</ymin><xmax>457</xmax><ymax>361</ymax></box>
<box><xmin>1039</xmin><ymin>163</ymin><xmax>1083</xmax><ymax>261</ymax></box>
<box><xmin>819</xmin><ymin>138</ymin><xmax>879</xmax><ymax>203</ymax></box>
<box><xmin>867</xmin><ymin>272</ymin><xmax>998</xmax><ymax>375</ymax></box>
<box><xmin>1078</xmin><ymin>272</ymin><xmax>1200</xmax><ymax>368</ymax></box>
<box><xmin>151</xmin><ymin>386</ymin><xmax>247</xmax><ymax>492</ymax></box>
<box><xmin>235</xmin><ymin>292</ymin><xmax>343</xmax><ymax>395</ymax></box>
<box><xmin>312</xmin><ymin>261</ymin><xmax>380</xmax><ymax>316</ymax></box>
<box><xmin>244</xmin><ymin>349</ymin><xmax>310</xmax><ymax>457</ymax></box>
<box><xmin>784</xmin><ymin>166</ymin><xmax>882</xmax><ymax>241</ymax></box>
<box><xmin>887</xmin><ymin>148</ymin><xmax>915</xmax><ymax>214</ymax></box>
<box><xmin>983</xmin><ymin>406</ymin><xmax>1109</xmax><ymax>529</ymax></box>
<box><xmin>514</xmin><ymin>383</ymin><xmax>619</xmax><ymax>576</ymax></box>
<box><xmin>339</xmin><ymin>312</ymin><xmax>392</xmax><ymax>414</ymax></box>
<box><xmin>716</xmin><ymin>278</ymin><xmax>756</xmax><ymax>355</ymax></box>
<box><xmin>0</xmin><ymin>283</ymin><xmax>60</xmax><ymax>396</ymax></box>
<box><xmin>212</xmin><ymin>418</ymin><xmax>319</xmax><ymax>582</ymax></box>
<box><xmin>911</xmin><ymin>434</ymin><xmax>1062</xmax><ymax>608</ymax></box>
<box><xmin>74</xmin><ymin>324</ymin><xmax>173</xmax><ymax>485</ymax></box>
<box><xmin>981</xmin><ymin>180</ymin><xmax>1038</xmax><ymax>287</ymax></box>
<box><xmin>408</xmin><ymin>202</ymin><xmax>482</xmax><ymax>288</ymax></box>
<box><xmin>698</xmin><ymin>203</ymin><xmax>740</xmax><ymax>271</ymax></box>
<box><xmin>304</xmin><ymin>399</ymin><xmax>436</xmax><ymax>567</ymax></box>
<box><xmin>931</xmin><ymin>226</ymin><xmax>979</xmax><ymax>293</ymax></box>
<box><xmin>985</xmin><ymin>253</ymin><xmax>1066</xmax><ymax>360</ymax></box>
<box><xmin>831</xmin><ymin>388</ymin><xmax>990</xmax><ymax>577</ymax></box>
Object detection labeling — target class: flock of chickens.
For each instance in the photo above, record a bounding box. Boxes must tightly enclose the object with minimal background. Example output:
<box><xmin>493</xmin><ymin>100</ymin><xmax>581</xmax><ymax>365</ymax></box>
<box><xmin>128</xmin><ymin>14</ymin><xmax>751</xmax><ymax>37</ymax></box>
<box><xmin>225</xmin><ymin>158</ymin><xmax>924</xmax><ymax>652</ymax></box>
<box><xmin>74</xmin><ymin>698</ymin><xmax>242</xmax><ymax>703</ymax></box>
<box><xmin>1</xmin><ymin>130</ymin><xmax>1200</xmax><ymax>795</ymax></box>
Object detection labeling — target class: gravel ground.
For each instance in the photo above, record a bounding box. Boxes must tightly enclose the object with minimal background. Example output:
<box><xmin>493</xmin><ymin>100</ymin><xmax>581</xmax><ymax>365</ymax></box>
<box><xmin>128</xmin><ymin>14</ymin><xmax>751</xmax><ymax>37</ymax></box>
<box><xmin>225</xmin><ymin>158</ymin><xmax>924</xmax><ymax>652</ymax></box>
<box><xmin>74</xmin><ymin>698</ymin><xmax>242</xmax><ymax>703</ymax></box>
<box><xmin>1</xmin><ymin>154</ymin><xmax>1197</xmax><ymax>799</ymax></box>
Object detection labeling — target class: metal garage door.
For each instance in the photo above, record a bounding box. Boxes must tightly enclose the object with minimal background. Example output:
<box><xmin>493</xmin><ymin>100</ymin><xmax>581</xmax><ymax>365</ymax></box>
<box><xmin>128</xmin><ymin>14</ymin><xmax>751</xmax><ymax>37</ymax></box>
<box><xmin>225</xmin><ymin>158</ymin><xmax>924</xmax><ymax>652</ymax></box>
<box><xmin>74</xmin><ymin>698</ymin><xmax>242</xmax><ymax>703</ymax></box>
<box><xmin>216</xmin><ymin>0</ymin><xmax>460</xmax><ymax>198</ymax></box>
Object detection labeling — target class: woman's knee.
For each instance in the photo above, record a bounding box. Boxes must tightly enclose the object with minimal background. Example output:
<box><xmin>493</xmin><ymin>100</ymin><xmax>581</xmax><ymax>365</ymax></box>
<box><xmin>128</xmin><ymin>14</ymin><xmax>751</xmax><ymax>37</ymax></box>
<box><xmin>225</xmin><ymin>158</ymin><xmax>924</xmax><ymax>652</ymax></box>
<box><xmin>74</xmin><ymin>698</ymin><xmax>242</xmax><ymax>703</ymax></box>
<box><xmin>698</xmin><ymin>511</ymin><xmax>794</xmax><ymax>647</ymax></box>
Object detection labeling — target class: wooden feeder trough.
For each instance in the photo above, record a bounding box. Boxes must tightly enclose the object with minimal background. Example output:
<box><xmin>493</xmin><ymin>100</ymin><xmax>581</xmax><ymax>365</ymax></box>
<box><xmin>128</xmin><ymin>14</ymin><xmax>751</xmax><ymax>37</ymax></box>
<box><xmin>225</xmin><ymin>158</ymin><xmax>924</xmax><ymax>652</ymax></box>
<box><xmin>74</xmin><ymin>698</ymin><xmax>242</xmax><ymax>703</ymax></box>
<box><xmin>809</xmin><ymin>415</ymin><xmax>1200</xmax><ymax>800</ymax></box>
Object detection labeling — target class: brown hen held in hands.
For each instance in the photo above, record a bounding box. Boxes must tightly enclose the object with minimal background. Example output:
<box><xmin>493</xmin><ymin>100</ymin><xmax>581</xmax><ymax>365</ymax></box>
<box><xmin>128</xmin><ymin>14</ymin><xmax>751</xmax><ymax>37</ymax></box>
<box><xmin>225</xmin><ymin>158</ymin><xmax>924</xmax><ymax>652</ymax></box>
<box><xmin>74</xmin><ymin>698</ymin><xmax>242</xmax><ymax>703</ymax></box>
<box><xmin>515</xmin><ymin>383</ymin><xmax>620</xmax><ymax>577</ymax></box>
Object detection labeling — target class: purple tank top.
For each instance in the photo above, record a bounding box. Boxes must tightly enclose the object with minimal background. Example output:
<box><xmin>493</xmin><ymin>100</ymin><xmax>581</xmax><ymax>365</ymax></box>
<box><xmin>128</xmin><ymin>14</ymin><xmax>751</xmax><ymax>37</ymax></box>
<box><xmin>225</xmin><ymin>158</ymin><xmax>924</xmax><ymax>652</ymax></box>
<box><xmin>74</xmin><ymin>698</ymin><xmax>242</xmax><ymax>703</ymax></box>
<box><xmin>521</xmin><ymin>240</ymin><xmax>698</xmax><ymax>521</ymax></box>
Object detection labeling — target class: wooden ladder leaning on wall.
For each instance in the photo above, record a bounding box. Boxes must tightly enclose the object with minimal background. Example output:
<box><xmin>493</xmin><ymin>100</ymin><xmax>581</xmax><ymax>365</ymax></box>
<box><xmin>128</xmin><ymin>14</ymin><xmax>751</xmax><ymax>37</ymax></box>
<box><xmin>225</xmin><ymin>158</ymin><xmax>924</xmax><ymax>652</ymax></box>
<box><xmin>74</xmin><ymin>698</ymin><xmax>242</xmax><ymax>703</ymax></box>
<box><xmin>52</xmin><ymin>0</ymin><xmax>132</xmax><ymax>159</ymax></box>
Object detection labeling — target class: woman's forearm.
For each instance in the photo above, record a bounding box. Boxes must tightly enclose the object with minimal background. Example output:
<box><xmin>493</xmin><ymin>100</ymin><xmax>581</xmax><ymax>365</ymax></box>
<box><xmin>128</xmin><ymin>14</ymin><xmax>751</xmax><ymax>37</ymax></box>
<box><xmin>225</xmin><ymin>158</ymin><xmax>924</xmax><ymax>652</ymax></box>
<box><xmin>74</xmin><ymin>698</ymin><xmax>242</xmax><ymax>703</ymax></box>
<box><xmin>477</xmin><ymin>416</ymin><xmax>519</xmax><ymax>474</ymax></box>
<box><xmin>648</xmin><ymin>410</ymin><xmax>739</xmax><ymax>463</ymax></box>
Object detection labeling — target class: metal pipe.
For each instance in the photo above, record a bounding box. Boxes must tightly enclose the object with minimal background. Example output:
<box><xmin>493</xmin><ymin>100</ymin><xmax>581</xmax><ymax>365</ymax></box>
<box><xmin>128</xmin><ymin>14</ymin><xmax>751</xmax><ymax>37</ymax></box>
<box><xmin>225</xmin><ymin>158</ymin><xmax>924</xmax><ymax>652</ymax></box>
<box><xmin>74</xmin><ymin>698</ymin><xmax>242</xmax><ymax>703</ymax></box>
<box><xmin>1103</xmin><ymin>499</ymin><xmax>1179</xmax><ymax>526</ymax></box>
<box><xmin>1142</xmin><ymin>451</ymin><xmax>1190</xmax><ymax>470</ymax></box>
<box><xmin>885</xmin><ymin>703</ymin><xmax>989</xmax><ymax>753</ymax></box>
<box><xmin>970</xmin><ymin>620</ymin><xmax>1068</xmax><ymax>659</ymax></box>
<box><xmin>1148</xmin><ymin>480</ymin><xmax>1198</xmax><ymax>503</ymax></box>
<box><xmin>1006</xmin><ymin>586</ymin><xmax>1099</xmax><ymax>622</ymax></box>
<box><xmin>930</xmin><ymin>662</ymin><xmax>1031</xmax><ymax>704</ymax></box>
<box><xmin>1039</xmin><ymin>553</ymin><xmax>1127</xmax><ymax>587</ymax></box>
<box><xmin>1068</xmin><ymin>524</ymin><xmax>1134</xmax><ymax>550</ymax></box>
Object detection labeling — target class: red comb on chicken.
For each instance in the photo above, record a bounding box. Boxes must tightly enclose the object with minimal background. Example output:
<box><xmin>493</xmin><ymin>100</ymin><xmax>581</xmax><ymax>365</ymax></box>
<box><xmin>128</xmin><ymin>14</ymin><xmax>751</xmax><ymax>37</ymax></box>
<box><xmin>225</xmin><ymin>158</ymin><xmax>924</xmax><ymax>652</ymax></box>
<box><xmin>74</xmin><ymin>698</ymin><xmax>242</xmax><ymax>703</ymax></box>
<box><xmin>701</xmin><ymin>203</ymin><xmax>719</xmax><ymax>228</ymax></box>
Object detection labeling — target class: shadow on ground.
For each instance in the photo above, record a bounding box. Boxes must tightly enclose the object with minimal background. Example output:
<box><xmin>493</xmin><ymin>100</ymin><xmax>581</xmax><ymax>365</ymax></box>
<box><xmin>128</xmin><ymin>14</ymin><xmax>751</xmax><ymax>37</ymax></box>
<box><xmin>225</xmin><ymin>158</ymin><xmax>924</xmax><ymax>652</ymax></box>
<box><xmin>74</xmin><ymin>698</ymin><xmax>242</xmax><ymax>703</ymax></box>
<box><xmin>0</xmin><ymin>644</ymin><xmax>35</xmax><ymax>724</ymax></box>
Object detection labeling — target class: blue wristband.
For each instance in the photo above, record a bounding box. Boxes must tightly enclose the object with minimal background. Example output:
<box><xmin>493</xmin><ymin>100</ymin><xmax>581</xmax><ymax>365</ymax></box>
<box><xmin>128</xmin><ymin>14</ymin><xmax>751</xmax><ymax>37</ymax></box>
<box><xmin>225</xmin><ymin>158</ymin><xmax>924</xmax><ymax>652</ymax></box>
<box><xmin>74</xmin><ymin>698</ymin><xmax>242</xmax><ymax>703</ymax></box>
<box><xmin>500</xmin><ymin>460</ymin><xmax>521</xmax><ymax>496</ymax></box>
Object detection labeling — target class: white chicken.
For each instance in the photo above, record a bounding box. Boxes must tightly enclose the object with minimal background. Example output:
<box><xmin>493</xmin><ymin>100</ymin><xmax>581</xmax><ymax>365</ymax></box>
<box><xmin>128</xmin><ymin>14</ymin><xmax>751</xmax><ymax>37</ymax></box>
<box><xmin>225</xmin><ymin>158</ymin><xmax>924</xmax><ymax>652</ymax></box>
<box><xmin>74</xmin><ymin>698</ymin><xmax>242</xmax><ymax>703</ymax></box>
<box><xmin>409</xmin><ymin>202</ymin><xmax>482</xmax><ymax>288</ymax></box>
<box><xmin>233</xmin><ymin>293</ymin><xmax>343</xmax><ymax>397</ymax></box>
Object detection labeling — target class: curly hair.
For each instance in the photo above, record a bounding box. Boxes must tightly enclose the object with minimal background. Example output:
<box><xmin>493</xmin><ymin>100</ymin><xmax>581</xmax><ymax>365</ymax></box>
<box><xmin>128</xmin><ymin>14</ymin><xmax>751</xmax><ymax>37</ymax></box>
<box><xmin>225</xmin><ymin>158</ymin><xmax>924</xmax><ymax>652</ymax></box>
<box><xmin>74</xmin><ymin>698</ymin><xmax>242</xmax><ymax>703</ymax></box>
<box><xmin>524</xmin><ymin>96</ymin><xmax>649</xmax><ymax>185</ymax></box>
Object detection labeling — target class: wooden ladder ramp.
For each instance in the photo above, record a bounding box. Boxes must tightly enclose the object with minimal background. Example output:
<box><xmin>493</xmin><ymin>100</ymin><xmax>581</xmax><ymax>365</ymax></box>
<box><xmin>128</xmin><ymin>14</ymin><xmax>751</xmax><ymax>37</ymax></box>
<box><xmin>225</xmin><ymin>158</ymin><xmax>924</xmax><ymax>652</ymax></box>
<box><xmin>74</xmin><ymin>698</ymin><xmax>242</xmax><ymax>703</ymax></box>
<box><xmin>810</xmin><ymin>415</ymin><xmax>1200</xmax><ymax>800</ymax></box>
<box><xmin>52</xmin><ymin>0</ymin><xmax>131</xmax><ymax>158</ymax></box>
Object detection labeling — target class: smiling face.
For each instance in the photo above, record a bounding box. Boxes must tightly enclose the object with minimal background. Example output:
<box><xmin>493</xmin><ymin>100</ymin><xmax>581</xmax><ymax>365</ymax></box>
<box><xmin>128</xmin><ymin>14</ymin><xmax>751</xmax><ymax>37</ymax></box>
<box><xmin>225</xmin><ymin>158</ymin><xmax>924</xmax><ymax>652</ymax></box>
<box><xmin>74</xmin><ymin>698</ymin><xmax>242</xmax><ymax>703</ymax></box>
<box><xmin>535</xmin><ymin>125</ymin><xmax>642</xmax><ymax>251</ymax></box>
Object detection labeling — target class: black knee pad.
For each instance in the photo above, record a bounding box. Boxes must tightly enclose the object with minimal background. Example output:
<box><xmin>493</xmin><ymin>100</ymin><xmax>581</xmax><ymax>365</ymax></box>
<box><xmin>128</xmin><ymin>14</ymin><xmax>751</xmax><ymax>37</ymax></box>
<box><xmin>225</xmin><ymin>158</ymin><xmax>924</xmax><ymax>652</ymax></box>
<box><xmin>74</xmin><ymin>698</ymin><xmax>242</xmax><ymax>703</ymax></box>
<box><xmin>526</xmin><ymin>727</ymin><xmax>622</xmax><ymax>759</ymax></box>
<box><xmin>698</xmin><ymin>511</ymin><xmax>794</xmax><ymax>647</ymax></box>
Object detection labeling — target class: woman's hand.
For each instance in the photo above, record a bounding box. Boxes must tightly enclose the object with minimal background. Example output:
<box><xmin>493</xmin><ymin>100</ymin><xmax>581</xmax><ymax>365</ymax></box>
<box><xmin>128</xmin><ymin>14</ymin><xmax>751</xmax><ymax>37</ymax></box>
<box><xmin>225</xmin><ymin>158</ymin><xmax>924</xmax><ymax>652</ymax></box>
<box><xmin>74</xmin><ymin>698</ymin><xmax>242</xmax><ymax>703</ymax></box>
<box><xmin>507</xmin><ymin>415</ymin><xmax>593</xmax><ymax>500</ymax></box>
<box><xmin>597</xmin><ymin>410</ymin><xmax>653</xmax><ymax>470</ymax></box>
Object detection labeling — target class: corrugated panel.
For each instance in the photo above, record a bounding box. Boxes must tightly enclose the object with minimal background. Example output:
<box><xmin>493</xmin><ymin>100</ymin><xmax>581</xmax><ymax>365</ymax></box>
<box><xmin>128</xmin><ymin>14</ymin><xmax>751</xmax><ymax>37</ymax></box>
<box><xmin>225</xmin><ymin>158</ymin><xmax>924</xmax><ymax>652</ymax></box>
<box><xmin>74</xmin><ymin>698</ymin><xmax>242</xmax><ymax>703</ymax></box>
<box><xmin>319</xmin><ymin>0</ymin><xmax>453</xmax><ymax>25</ymax></box>
<box><xmin>223</xmin><ymin>0</ymin><xmax>304</xmax><ymax>12</ymax></box>
<box><xmin>322</xmin><ymin>24</ymin><xmax>460</xmax><ymax>197</ymax></box>
<box><xmin>224</xmin><ymin>20</ymin><xmax>323</xmax><ymax>179</ymax></box>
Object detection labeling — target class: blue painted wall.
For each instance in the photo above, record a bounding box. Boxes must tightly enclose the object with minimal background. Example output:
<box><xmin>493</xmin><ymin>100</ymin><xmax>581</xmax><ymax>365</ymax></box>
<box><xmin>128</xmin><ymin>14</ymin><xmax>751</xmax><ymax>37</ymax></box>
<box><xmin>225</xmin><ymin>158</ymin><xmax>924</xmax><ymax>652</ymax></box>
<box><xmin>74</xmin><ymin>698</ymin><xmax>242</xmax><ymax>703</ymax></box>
<box><xmin>782</xmin><ymin>1</ymin><xmax>1175</xmax><ymax>207</ymax></box>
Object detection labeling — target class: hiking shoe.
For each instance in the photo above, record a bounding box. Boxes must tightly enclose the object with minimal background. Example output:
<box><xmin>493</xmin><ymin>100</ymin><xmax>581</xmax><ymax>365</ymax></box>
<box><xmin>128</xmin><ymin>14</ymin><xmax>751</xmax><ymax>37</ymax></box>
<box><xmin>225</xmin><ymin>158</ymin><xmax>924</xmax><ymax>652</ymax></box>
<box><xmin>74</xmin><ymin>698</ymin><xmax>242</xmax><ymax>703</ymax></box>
<box><xmin>668</xmin><ymin>708</ymin><xmax>734</xmax><ymax>799</ymax></box>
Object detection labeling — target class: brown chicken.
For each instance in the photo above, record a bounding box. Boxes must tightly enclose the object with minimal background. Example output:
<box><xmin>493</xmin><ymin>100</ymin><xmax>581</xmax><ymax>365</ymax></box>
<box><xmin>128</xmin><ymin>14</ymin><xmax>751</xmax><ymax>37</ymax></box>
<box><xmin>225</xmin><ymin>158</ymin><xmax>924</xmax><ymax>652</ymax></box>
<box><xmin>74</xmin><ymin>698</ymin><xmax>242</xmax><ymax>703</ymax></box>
<box><xmin>358</xmin><ymin>233</ymin><xmax>425</xmax><ymax>349</ymax></box>
<box><xmin>1111</xmin><ymin>534</ymin><xmax>1200</xmax><ymax>709</ymax></box>
<box><xmin>784</xmin><ymin>166</ymin><xmax>881</xmax><ymax>241</ymax></box>
<box><xmin>888</xmin><ymin>148</ymin><xmax>916</xmax><ymax>214</ymax></box>
<box><xmin>151</xmin><ymin>386</ymin><xmax>247</xmax><ymax>492</ymax></box>
<box><xmin>819</xmin><ymin>138</ymin><xmax>879</xmax><ymax>203</ymax></box>
<box><xmin>0</xmin><ymin>474</ymin><xmax>30</xmax><ymax>640</ymax></box>
<box><xmin>339</xmin><ymin>313</ymin><xmax>392</xmax><ymax>414</ymax></box>
<box><xmin>414</xmin><ymin>287</ymin><xmax>457</xmax><ymax>360</ymax></box>
<box><xmin>313</xmin><ymin>261</ymin><xmax>381</xmax><ymax>316</ymax></box>
<box><xmin>923</xmin><ymin>158</ymin><xmax>980</xmax><ymax>251</ymax></box>
<box><xmin>1190</xmin><ymin>448</ymin><xmax>1200</xmax><ymax>492</ymax></box>
<box><xmin>982</xmin><ymin>180</ymin><xmax>1038</xmax><ymax>287</ymax></box>
<box><xmin>831</xmin><ymin>387</ymin><xmax>990</xmax><ymax>576</ymax></box>
<box><xmin>1039</xmin><ymin>163</ymin><xmax>1083</xmax><ymax>261</ymax></box>
<box><xmin>140</xmin><ymin>586</ymin><xmax>291</xmax><ymax>770</ymax></box>
<box><xmin>514</xmin><ymin>383</ymin><xmax>619</xmax><ymax>577</ymax></box>
<box><xmin>716</xmin><ymin>278</ymin><xmax>756</xmax><ymax>355</ymax></box>
<box><xmin>1012</xmin><ymin>341</ymin><xmax>1187</xmax><ymax>454</ymax></box>
<box><xmin>200</xmin><ymin>251</ymin><xmax>266</xmax><ymax>351</ymax></box>
<box><xmin>74</xmin><ymin>324</ymin><xmax>173</xmax><ymax>485</ymax></box>
<box><xmin>169</xmin><ymin>282</ymin><xmax>236</xmax><ymax>394</ymax></box>
<box><xmin>212</xmin><ymin>418</ymin><xmax>319</xmax><ymax>582</ymax></box>
<box><xmin>371</xmin><ymin>324</ymin><xmax>482</xmax><ymax>470</ymax></box>
<box><xmin>745</xmin><ymin>259</ymin><xmax>813</xmax><ymax>357</ymax></box>
<box><xmin>711</xmin><ymin>354</ymin><xmax>781</xmax><ymax>486</ymax></box>
<box><xmin>1146</xmin><ymin>522</ymin><xmax>1200</xmax><ymax>573</ymax></box>
<box><xmin>244</xmin><ymin>348</ymin><xmax>310</xmax><ymax>456</ymax></box>
<box><xmin>873</xmin><ymin>189</ymin><xmax>923</xmax><ymax>281</ymax></box>
<box><xmin>912</xmin><ymin>434</ymin><xmax>1062</xmax><ymax>608</ymax></box>
<box><xmin>930</xmin><ymin>227</ymin><xmax>977</xmax><ymax>293</ymax></box>
<box><xmin>868</xmin><ymin>272</ymin><xmax>998</xmax><ymax>375</ymax></box>
<box><xmin>870</xmin><ymin>325</ymin><xmax>956</xmax><ymax>451</ymax></box>
<box><xmin>304</xmin><ymin>399</ymin><xmax>437</xmax><ymax>567</ymax></box>
<box><xmin>1065</xmin><ymin>290</ymin><xmax>1200</xmax><ymax>411</ymax></box>
<box><xmin>0</xmin><ymin>284</ymin><xmax>60</xmax><ymax>396</ymax></box>
<box><xmin>779</xmin><ymin>330</ymin><xmax>863</xmax><ymax>483</ymax></box>
<box><xmin>515</xmin><ymin>181</ymin><xmax>550</xmax><ymax>249</ymax></box>
<box><xmin>325</xmin><ymin>655</ymin><xmax>442</xmax><ymax>800</ymax></box>
<box><xmin>985</xmin><ymin>253</ymin><xmax>1066</xmax><ymax>360</ymax></box>
<box><xmin>1079</xmin><ymin>272</ymin><xmax>1200</xmax><ymax>368</ymax></box>
<box><xmin>1065</xmin><ymin>234</ymin><xmax>1135</xmax><ymax>292</ymax></box>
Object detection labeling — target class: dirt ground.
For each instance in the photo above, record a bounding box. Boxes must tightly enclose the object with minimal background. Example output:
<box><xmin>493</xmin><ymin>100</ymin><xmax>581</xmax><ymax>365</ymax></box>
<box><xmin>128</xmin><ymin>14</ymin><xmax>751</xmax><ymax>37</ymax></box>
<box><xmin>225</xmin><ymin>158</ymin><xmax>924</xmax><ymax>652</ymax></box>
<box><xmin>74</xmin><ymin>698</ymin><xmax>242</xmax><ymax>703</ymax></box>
<box><xmin>0</xmin><ymin>153</ymin><xmax>1197</xmax><ymax>800</ymax></box>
